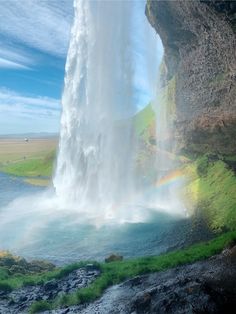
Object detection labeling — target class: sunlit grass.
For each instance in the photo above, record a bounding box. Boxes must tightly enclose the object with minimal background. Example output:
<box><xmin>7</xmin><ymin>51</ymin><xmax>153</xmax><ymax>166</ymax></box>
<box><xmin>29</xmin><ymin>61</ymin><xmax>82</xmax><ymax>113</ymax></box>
<box><xmin>183</xmin><ymin>157</ymin><xmax>236</xmax><ymax>231</ymax></box>
<box><xmin>134</xmin><ymin>103</ymin><xmax>156</xmax><ymax>141</ymax></box>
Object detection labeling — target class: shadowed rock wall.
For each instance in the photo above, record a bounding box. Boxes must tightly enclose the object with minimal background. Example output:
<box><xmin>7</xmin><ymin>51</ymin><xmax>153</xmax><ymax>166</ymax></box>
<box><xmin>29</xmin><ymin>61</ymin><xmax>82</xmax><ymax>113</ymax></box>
<box><xmin>146</xmin><ymin>0</ymin><xmax>236</xmax><ymax>155</ymax></box>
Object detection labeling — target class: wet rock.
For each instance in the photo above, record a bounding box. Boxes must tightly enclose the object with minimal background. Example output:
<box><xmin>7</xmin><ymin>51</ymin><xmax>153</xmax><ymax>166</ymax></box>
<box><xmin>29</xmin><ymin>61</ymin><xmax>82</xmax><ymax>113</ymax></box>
<box><xmin>68</xmin><ymin>245</ymin><xmax>236</xmax><ymax>314</ymax></box>
<box><xmin>85</xmin><ymin>263</ymin><xmax>100</xmax><ymax>272</ymax></box>
<box><xmin>44</xmin><ymin>280</ymin><xmax>58</xmax><ymax>292</ymax></box>
<box><xmin>9</xmin><ymin>265</ymin><xmax>27</xmax><ymax>275</ymax></box>
<box><xmin>146</xmin><ymin>0</ymin><xmax>236</xmax><ymax>155</ymax></box>
<box><xmin>105</xmin><ymin>254</ymin><xmax>123</xmax><ymax>263</ymax></box>
<box><xmin>131</xmin><ymin>292</ymin><xmax>152</xmax><ymax>313</ymax></box>
<box><xmin>0</xmin><ymin>267</ymin><xmax>100</xmax><ymax>314</ymax></box>
<box><xmin>29</xmin><ymin>260</ymin><xmax>55</xmax><ymax>273</ymax></box>
<box><xmin>0</xmin><ymin>251</ymin><xmax>56</xmax><ymax>275</ymax></box>
<box><xmin>2</xmin><ymin>247</ymin><xmax>236</xmax><ymax>313</ymax></box>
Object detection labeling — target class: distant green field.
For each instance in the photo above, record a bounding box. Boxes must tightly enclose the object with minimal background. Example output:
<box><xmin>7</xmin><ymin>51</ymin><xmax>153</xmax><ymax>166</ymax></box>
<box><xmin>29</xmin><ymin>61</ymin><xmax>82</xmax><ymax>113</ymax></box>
<box><xmin>0</xmin><ymin>108</ymin><xmax>155</xmax><ymax>184</ymax></box>
<box><xmin>0</xmin><ymin>138</ymin><xmax>57</xmax><ymax>183</ymax></box>
<box><xmin>1</xmin><ymin>150</ymin><xmax>55</xmax><ymax>178</ymax></box>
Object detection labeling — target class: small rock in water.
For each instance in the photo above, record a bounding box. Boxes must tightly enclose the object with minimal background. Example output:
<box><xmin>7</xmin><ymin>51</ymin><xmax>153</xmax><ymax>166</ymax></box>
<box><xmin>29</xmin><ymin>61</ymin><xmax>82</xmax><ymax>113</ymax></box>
<box><xmin>105</xmin><ymin>254</ymin><xmax>123</xmax><ymax>263</ymax></box>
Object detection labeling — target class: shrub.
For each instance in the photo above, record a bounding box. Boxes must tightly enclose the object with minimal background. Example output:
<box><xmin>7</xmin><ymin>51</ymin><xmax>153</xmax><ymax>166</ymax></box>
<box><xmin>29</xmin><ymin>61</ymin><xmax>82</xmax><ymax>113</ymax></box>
<box><xmin>0</xmin><ymin>282</ymin><xmax>12</xmax><ymax>293</ymax></box>
<box><xmin>29</xmin><ymin>300</ymin><xmax>51</xmax><ymax>314</ymax></box>
<box><xmin>196</xmin><ymin>156</ymin><xmax>208</xmax><ymax>176</ymax></box>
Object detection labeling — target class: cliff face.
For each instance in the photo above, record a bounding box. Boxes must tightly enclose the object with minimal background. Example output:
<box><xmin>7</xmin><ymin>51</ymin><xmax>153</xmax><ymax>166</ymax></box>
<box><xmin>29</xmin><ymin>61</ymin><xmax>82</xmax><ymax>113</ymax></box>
<box><xmin>146</xmin><ymin>0</ymin><xmax>236</xmax><ymax>155</ymax></box>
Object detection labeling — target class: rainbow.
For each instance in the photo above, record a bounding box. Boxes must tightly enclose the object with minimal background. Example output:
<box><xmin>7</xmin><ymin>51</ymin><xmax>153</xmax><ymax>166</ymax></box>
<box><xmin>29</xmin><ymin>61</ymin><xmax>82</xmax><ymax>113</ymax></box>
<box><xmin>155</xmin><ymin>169</ymin><xmax>185</xmax><ymax>188</ymax></box>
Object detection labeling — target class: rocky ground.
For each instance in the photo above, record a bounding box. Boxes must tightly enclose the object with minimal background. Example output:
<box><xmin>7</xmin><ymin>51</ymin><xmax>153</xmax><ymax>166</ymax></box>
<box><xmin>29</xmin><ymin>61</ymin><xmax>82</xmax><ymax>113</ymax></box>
<box><xmin>0</xmin><ymin>266</ymin><xmax>100</xmax><ymax>314</ymax></box>
<box><xmin>0</xmin><ymin>245</ymin><xmax>236</xmax><ymax>313</ymax></box>
<box><xmin>46</xmin><ymin>245</ymin><xmax>236</xmax><ymax>314</ymax></box>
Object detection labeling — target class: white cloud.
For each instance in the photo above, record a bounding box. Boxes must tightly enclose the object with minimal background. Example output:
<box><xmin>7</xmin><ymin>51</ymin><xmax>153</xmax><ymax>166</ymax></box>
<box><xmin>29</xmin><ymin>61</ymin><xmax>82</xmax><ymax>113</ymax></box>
<box><xmin>0</xmin><ymin>88</ymin><xmax>61</xmax><ymax>133</ymax></box>
<box><xmin>0</xmin><ymin>0</ymin><xmax>73</xmax><ymax>58</ymax></box>
<box><xmin>0</xmin><ymin>89</ymin><xmax>61</xmax><ymax>133</ymax></box>
<box><xmin>0</xmin><ymin>46</ymin><xmax>35</xmax><ymax>69</ymax></box>
<box><xmin>0</xmin><ymin>57</ymin><xmax>31</xmax><ymax>70</ymax></box>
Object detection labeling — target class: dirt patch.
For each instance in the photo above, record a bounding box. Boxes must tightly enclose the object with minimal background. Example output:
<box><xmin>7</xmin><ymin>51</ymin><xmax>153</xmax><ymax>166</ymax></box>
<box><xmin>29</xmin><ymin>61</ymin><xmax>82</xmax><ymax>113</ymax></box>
<box><xmin>0</xmin><ymin>138</ymin><xmax>58</xmax><ymax>164</ymax></box>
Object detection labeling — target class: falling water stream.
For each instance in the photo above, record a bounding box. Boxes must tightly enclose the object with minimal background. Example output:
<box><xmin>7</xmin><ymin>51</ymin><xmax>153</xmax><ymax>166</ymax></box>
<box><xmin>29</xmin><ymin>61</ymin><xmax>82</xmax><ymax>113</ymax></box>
<box><xmin>0</xmin><ymin>0</ymin><xmax>189</xmax><ymax>264</ymax></box>
<box><xmin>54</xmin><ymin>0</ymin><xmax>159</xmax><ymax>220</ymax></box>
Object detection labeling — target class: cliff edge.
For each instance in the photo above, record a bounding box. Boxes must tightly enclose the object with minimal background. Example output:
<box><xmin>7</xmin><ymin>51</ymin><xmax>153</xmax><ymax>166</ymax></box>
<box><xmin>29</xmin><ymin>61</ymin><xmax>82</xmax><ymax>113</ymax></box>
<box><xmin>146</xmin><ymin>0</ymin><xmax>236</xmax><ymax>155</ymax></box>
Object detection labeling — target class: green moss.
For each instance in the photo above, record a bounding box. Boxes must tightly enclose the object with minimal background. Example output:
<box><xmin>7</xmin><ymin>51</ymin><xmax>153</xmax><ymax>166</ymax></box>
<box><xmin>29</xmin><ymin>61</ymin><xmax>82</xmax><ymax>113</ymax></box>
<box><xmin>196</xmin><ymin>155</ymin><xmax>209</xmax><ymax>177</ymax></box>
<box><xmin>1</xmin><ymin>150</ymin><xmax>55</xmax><ymax>178</ymax></box>
<box><xmin>224</xmin><ymin>155</ymin><xmax>236</xmax><ymax>162</ymax></box>
<box><xmin>208</xmin><ymin>72</ymin><xmax>227</xmax><ymax>86</ymax></box>
<box><xmin>183</xmin><ymin>158</ymin><xmax>236</xmax><ymax>231</ymax></box>
<box><xmin>29</xmin><ymin>231</ymin><xmax>236</xmax><ymax>313</ymax></box>
<box><xmin>134</xmin><ymin>103</ymin><xmax>156</xmax><ymax>139</ymax></box>
<box><xmin>0</xmin><ymin>267</ymin><xmax>9</xmax><ymax>280</ymax></box>
<box><xmin>29</xmin><ymin>301</ymin><xmax>51</xmax><ymax>314</ymax></box>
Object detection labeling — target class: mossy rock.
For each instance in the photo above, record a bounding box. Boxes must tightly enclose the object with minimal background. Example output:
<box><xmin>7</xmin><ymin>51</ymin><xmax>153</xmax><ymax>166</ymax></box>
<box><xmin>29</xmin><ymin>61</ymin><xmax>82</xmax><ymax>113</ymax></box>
<box><xmin>28</xmin><ymin>260</ymin><xmax>55</xmax><ymax>273</ymax></box>
<box><xmin>105</xmin><ymin>254</ymin><xmax>123</xmax><ymax>263</ymax></box>
<box><xmin>9</xmin><ymin>265</ymin><xmax>26</xmax><ymax>275</ymax></box>
<box><xmin>0</xmin><ymin>251</ymin><xmax>55</xmax><ymax>275</ymax></box>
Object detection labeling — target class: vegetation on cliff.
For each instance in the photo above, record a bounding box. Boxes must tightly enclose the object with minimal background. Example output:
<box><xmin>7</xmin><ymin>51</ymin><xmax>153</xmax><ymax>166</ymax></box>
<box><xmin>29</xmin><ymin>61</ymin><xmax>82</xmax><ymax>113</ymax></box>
<box><xmin>183</xmin><ymin>156</ymin><xmax>236</xmax><ymax>231</ymax></box>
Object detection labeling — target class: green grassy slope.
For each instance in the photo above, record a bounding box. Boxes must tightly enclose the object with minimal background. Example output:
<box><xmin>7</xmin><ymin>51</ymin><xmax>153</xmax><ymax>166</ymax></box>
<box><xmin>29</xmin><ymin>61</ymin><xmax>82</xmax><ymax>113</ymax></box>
<box><xmin>183</xmin><ymin>157</ymin><xmax>236</xmax><ymax>231</ymax></box>
<box><xmin>134</xmin><ymin>103</ymin><xmax>155</xmax><ymax>138</ymax></box>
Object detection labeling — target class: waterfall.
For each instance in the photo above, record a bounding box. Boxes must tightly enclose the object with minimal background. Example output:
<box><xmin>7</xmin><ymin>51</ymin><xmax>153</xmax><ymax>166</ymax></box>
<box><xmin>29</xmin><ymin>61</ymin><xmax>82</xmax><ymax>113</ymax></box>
<box><xmin>0</xmin><ymin>0</ymin><xmax>188</xmax><ymax>261</ymax></box>
<box><xmin>53</xmin><ymin>0</ymin><xmax>158</xmax><ymax>217</ymax></box>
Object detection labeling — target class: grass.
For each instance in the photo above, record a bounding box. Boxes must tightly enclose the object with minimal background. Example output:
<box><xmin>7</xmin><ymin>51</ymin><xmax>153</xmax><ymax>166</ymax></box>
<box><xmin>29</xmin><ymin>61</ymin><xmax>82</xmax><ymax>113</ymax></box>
<box><xmin>1</xmin><ymin>150</ymin><xmax>55</xmax><ymax>178</ymax></box>
<box><xmin>182</xmin><ymin>157</ymin><xmax>236</xmax><ymax>231</ymax></box>
<box><xmin>0</xmin><ymin>261</ymin><xmax>101</xmax><ymax>292</ymax></box>
<box><xmin>134</xmin><ymin>103</ymin><xmax>156</xmax><ymax>140</ymax></box>
<box><xmin>29</xmin><ymin>301</ymin><xmax>52</xmax><ymax>313</ymax></box>
<box><xmin>27</xmin><ymin>230</ymin><xmax>236</xmax><ymax>313</ymax></box>
<box><xmin>0</xmin><ymin>138</ymin><xmax>57</xmax><ymax>183</ymax></box>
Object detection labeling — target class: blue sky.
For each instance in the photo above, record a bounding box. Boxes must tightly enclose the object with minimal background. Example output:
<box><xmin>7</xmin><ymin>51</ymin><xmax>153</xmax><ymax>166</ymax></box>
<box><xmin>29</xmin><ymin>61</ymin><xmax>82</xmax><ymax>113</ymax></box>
<box><xmin>0</xmin><ymin>0</ymin><xmax>163</xmax><ymax>135</ymax></box>
<box><xmin>0</xmin><ymin>0</ymin><xmax>73</xmax><ymax>134</ymax></box>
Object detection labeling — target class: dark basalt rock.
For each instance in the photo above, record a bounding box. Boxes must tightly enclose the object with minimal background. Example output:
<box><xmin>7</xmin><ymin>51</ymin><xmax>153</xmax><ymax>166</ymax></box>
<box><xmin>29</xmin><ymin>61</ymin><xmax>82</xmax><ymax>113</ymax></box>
<box><xmin>146</xmin><ymin>0</ymin><xmax>236</xmax><ymax>155</ymax></box>
<box><xmin>44</xmin><ymin>280</ymin><xmax>58</xmax><ymax>292</ymax></box>
<box><xmin>2</xmin><ymin>247</ymin><xmax>234</xmax><ymax>313</ymax></box>
<box><xmin>54</xmin><ymin>245</ymin><xmax>236</xmax><ymax>314</ymax></box>
<box><xmin>0</xmin><ymin>267</ymin><xmax>100</xmax><ymax>314</ymax></box>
